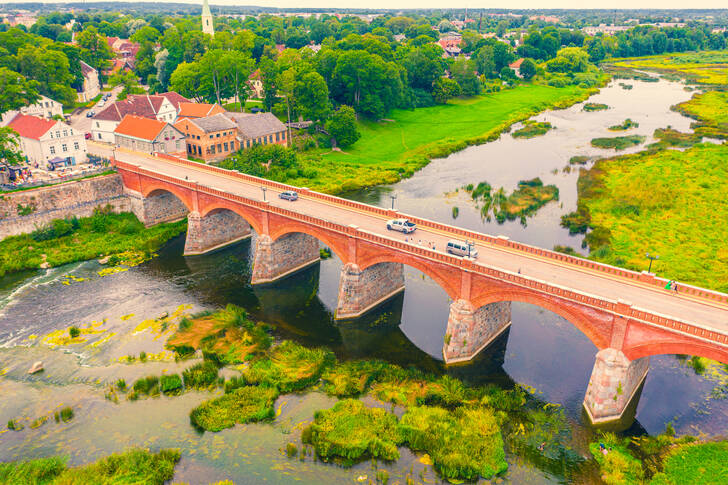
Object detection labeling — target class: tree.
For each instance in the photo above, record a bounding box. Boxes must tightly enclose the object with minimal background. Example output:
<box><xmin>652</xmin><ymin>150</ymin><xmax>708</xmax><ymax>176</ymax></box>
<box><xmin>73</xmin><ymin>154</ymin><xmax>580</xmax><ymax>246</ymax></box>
<box><xmin>432</xmin><ymin>77</ymin><xmax>461</xmax><ymax>104</ymax></box>
<box><xmin>76</xmin><ymin>26</ymin><xmax>113</xmax><ymax>73</ymax></box>
<box><xmin>546</xmin><ymin>47</ymin><xmax>591</xmax><ymax>73</ymax></box>
<box><xmin>327</xmin><ymin>105</ymin><xmax>360</xmax><ymax>148</ymax></box>
<box><xmin>108</xmin><ymin>70</ymin><xmax>144</xmax><ymax>100</ymax></box>
<box><xmin>0</xmin><ymin>126</ymin><xmax>24</xmax><ymax>165</ymax></box>
<box><xmin>450</xmin><ymin>58</ymin><xmax>481</xmax><ymax>96</ymax></box>
<box><xmin>0</xmin><ymin>67</ymin><xmax>39</xmax><ymax>115</ymax></box>
<box><xmin>519</xmin><ymin>58</ymin><xmax>537</xmax><ymax>80</ymax></box>
<box><xmin>294</xmin><ymin>71</ymin><xmax>330</xmax><ymax>123</ymax></box>
<box><xmin>403</xmin><ymin>47</ymin><xmax>444</xmax><ymax>91</ymax></box>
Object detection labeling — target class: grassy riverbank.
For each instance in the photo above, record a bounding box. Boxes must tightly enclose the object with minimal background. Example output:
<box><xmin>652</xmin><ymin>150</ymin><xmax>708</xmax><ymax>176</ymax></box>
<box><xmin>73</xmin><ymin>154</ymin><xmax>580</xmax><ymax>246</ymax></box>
<box><xmin>0</xmin><ymin>211</ymin><xmax>186</xmax><ymax>277</ymax></box>
<box><xmin>607</xmin><ymin>51</ymin><xmax>728</xmax><ymax>85</ymax></box>
<box><xmin>284</xmin><ymin>84</ymin><xmax>597</xmax><ymax>194</ymax></box>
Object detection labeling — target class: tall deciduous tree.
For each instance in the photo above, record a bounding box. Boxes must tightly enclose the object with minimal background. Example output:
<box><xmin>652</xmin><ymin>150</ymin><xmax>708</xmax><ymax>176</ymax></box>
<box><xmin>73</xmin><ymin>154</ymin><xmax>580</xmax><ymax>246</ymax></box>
<box><xmin>0</xmin><ymin>67</ymin><xmax>39</xmax><ymax>115</ymax></box>
<box><xmin>327</xmin><ymin>105</ymin><xmax>360</xmax><ymax>148</ymax></box>
<box><xmin>0</xmin><ymin>126</ymin><xmax>25</xmax><ymax>166</ymax></box>
<box><xmin>76</xmin><ymin>26</ymin><xmax>113</xmax><ymax>72</ymax></box>
<box><xmin>293</xmin><ymin>71</ymin><xmax>330</xmax><ymax>123</ymax></box>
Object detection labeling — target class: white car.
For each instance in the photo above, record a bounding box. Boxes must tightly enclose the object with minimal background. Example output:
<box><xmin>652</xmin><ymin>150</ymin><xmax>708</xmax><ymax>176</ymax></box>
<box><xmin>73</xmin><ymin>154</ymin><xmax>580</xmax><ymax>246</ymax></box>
<box><xmin>446</xmin><ymin>240</ymin><xmax>478</xmax><ymax>258</ymax></box>
<box><xmin>386</xmin><ymin>218</ymin><xmax>416</xmax><ymax>233</ymax></box>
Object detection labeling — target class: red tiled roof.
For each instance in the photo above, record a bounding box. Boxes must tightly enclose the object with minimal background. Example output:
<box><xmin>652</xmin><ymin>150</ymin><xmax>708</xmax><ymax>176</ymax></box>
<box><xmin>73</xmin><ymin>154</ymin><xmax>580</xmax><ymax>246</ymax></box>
<box><xmin>177</xmin><ymin>102</ymin><xmax>225</xmax><ymax>119</ymax></box>
<box><xmin>95</xmin><ymin>94</ymin><xmax>173</xmax><ymax>122</ymax></box>
<box><xmin>7</xmin><ymin>113</ymin><xmax>57</xmax><ymax>140</ymax></box>
<box><xmin>114</xmin><ymin>115</ymin><xmax>167</xmax><ymax>141</ymax></box>
<box><xmin>509</xmin><ymin>58</ymin><xmax>525</xmax><ymax>69</ymax></box>
<box><xmin>157</xmin><ymin>92</ymin><xmax>192</xmax><ymax>111</ymax></box>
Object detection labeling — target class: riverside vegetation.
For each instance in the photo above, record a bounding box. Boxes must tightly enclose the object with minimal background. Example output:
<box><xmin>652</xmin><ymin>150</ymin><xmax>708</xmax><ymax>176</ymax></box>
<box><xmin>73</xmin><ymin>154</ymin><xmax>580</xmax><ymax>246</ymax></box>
<box><xmin>463</xmin><ymin>178</ymin><xmax>559</xmax><ymax>224</ymax></box>
<box><xmin>0</xmin><ymin>207</ymin><xmax>186</xmax><ymax>277</ymax></box>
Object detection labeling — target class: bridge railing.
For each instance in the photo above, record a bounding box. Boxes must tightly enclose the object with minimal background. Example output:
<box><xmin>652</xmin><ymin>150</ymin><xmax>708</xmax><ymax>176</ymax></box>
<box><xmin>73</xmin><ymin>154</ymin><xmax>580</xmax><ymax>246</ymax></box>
<box><xmin>115</xmin><ymin>154</ymin><xmax>728</xmax><ymax>307</ymax></box>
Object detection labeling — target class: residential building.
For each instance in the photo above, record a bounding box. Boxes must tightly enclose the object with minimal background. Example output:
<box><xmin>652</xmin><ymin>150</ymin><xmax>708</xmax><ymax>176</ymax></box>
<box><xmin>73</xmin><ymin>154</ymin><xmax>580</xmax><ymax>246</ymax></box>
<box><xmin>175</xmin><ymin>113</ymin><xmax>239</xmax><ymax>162</ymax></box>
<box><xmin>91</xmin><ymin>93</ymin><xmax>190</xmax><ymax>143</ymax></box>
<box><xmin>113</xmin><ymin>115</ymin><xmax>185</xmax><ymax>154</ymax></box>
<box><xmin>77</xmin><ymin>61</ymin><xmax>101</xmax><ymax>103</ymax></box>
<box><xmin>509</xmin><ymin>58</ymin><xmax>525</xmax><ymax>78</ymax></box>
<box><xmin>0</xmin><ymin>95</ymin><xmax>63</xmax><ymax>125</ymax></box>
<box><xmin>177</xmin><ymin>102</ymin><xmax>226</xmax><ymax>120</ymax></box>
<box><xmin>201</xmin><ymin>0</ymin><xmax>215</xmax><ymax>36</ymax></box>
<box><xmin>7</xmin><ymin>113</ymin><xmax>87</xmax><ymax>166</ymax></box>
<box><xmin>247</xmin><ymin>70</ymin><xmax>264</xmax><ymax>99</ymax></box>
<box><xmin>225</xmin><ymin>112</ymin><xmax>287</xmax><ymax>150</ymax></box>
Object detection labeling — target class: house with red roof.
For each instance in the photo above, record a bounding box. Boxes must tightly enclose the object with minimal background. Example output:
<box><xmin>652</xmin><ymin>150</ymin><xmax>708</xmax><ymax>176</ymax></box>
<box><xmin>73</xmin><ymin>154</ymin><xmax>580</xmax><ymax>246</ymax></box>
<box><xmin>91</xmin><ymin>93</ymin><xmax>191</xmax><ymax>143</ymax></box>
<box><xmin>7</xmin><ymin>114</ymin><xmax>87</xmax><ymax>166</ymax></box>
<box><xmin>509</xmin><ymin>58</ymin><xmax>525</xmax><ymax>78</ymax></box>
<box><xmin>176</xmin><ymin>102</ymin><xmax>226</xmax><ymax>120</ymax></box>
<box><xmin>113</xmin><ymin>115</ymin><xmax>185</xmax><ymax>155</ymax></box>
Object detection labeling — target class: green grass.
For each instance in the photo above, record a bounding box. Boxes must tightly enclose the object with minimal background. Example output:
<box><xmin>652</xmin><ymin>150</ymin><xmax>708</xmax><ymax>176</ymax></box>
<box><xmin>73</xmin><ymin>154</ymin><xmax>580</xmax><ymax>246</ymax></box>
<box><xmin>591</xmin><ymin>135</ymin><xmax>646</xmax><ymax>150</ymax></box>
<box><xmin>0</xmin><ymin>212</ymin><xmax>185</xmax><ymax>277</ymax></box>
<box><xmin>189</xmin><ymin>385</ymin><xmax>279</xmax><ymax>432</ymax></box>
<box><xmin>608</xmin><ymin>51</ymin><xmax>728</xmax><ymax>85</ymax></box>
<box><xmin>578</xmin><ymin>143</ymin><xmax>728</xmax><ymax>291</ymax></box>
<box><xmin>650</xmin><ymin>441</ymin><xmax>728</xmax><ymax>485</ymax></box>
<box><xmin>609</xmin><ymin>119</ymin><xmax>639</xmax><ymax>131</ymax></box>
<box><xmin>512</xmin><ymin>120</ymin><xmax>554</xmax><ymax>138</ymax></box>
<box><xmin>321</xmin><ymin>359</ymin><xmax>394</xmax><ymax>398</ymax></box>
<box><xmin>589</xmin><ymin>434</ymin><xmax>645</xmax><ymax>485</ymax></box>
<box><xmin>673</xmin><ymin>90</ymin><xmax>728</xmax><ymax>139</ymax></box>
<box><xmin>399</xmin><ymin>406</ymin><xmax>507</xmax><ymax>481</ymax></box>
<box><xmin>243</xmin><ymin>340</ymin><xmax>335</xmax><ymax>393</ymax></box>
<box><xmin>182</xmin><ymin>360</ymin><xmax>220</xmax><ymax>389</ymax></box>
<box><xmin>282</xmin><ymin>84</ymin><xmax>593</xmax><ymax>193</ymax></box>
<box><xmin>0</xmin><ymin>448</ymin><xmax>180</xmax><ymax>485</ymax></box>
<box><xmin>302</xmin><ymin>399</ymin><xmax>403</xmax><ymax>464</ymax></box>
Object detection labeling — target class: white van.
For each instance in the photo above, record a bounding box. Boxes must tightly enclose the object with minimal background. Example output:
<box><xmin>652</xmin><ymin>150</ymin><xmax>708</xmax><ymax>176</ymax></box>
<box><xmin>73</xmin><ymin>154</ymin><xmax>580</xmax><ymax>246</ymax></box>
<box><xmin>446</xmin><ymin>240</ymin><xmax>478</xmax><ymax>258</ymax></box>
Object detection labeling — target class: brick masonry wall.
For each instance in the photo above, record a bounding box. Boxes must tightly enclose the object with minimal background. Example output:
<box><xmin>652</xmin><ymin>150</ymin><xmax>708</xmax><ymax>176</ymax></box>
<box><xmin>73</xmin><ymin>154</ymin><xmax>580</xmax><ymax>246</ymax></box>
<box><xmin>251</xmin><ymin>232</ymin><xmax>320</xmax><ymax>284</ymax></box>
<box><xmin>336</xmin><ymin>262</ymin><xmax>405</xmax><ymax>319</ymax></box>
<box><xmin>184</xmin><ymin>210</ymin><xmax>252</xmax><ymax>255</ymax></box>
<box><xmin>583</xmin><ymin>348</ymin><xmax>649</xmax><ymax>423</ymax></box>
<box><xmin>0</xmin><ymin>175</ymin><xmax>131</xmax><ymax>239</ymax></box>
<box><xmin>127</xmin><ymin>190</ymin><xmax>189</xmax><ymax>226</ymax></box>
<box><xmin>443</xmin><ymin>299</ymin><xmax>512</xmax><ymax>363</ymax></box>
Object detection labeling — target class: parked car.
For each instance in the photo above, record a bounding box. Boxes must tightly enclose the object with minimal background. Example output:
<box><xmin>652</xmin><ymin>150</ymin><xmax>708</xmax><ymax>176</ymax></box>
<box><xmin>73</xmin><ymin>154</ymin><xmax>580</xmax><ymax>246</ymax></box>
<box><xmin>86</xmin><ymin>110</ymin><xmax>95</xmax><ymax>118</ymax></box>
<box><xmin>279</xmin><ymin>190</ymin><xmax>298</xmax><ymax>201</ymax></box>
<box><xmin>446</xmin><ymin>240</ymin><xmax>478</xmax><ymax>258</ymax></box>
<box><xmin>84</xmin><ymin>132</ymin><xmax>92</xmax><ymax>140</ymax></box>
<box><xmin>98</xmin><ymin>100</ymin><xmax>105</xmax><ymax>107</ymax></box>
<box><xmin>386</xmin><ymin>219</ymin><xmax>416</xmax><ymax>233</ymax></box>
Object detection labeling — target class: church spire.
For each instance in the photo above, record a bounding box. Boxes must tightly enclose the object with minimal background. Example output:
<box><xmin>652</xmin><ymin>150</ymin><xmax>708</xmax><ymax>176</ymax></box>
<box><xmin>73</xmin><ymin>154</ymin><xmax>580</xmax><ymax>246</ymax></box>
<box><xmin>201</xmin><ymin>0</ymin><xmax>214</xmax><ymax>36</ymax></box>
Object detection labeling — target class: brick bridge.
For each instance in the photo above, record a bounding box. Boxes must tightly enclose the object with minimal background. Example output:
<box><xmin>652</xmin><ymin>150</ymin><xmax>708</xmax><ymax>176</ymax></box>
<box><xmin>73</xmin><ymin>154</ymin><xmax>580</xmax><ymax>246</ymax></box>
<box><xmin>112</xmin><ymin>149</ymin><xmax>728</xmax><ymax>425</ymax></box>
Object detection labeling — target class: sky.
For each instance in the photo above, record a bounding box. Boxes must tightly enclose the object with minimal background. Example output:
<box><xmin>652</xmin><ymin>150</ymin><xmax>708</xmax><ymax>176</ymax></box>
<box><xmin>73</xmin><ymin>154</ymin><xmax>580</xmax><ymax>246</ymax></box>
<box><xmin>6</xmin><ymin>0</ymin><xmax>728</xmax><ymax>9</ymax></box>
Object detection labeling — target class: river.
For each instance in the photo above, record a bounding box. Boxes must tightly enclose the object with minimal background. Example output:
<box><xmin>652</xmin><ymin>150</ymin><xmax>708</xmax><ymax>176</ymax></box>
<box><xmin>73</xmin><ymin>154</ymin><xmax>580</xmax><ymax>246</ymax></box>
<box><xmin>0</xmin><ymin>78</ymin><xmax>726</xmax><ymax>484</ymax></box>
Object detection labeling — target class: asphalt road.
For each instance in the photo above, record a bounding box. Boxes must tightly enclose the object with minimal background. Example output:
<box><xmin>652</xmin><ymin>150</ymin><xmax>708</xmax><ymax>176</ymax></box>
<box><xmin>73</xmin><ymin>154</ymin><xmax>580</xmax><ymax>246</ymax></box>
<box><xmin>107</xmin><ymin>149</ymin><xmax>728</xmax><ymax>335</ymax></box>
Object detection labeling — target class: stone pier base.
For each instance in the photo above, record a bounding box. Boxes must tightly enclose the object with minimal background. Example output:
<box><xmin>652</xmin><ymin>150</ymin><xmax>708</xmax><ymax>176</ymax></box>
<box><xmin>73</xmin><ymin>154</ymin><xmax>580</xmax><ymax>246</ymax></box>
<box><xmin>335</xmin><ymin>262</ymin><xmax>405</xmax><ymax>320</ymax></box>
<box><xmin>443</xmin><ymin>299</ymin><xmax>512</xmax><ymax>364</ymax></box>
<box><xmin>251</xmin><ymin>232</ymin><xmax>320</xmax><ymax>285</ymax></box>
<box><xmin>583</xmin><ymin>348</ymin><xmax>649</xmax><ymax>424</ymax></box>
<box><xmin>126</xmin><ymin>189</ymin><xmax>189</xmax><ymax>226</ymax></box>
<box><xmin>184</xmin><ymin>210</ymin><xmax>252</xmax><ymax>256</ymax></box>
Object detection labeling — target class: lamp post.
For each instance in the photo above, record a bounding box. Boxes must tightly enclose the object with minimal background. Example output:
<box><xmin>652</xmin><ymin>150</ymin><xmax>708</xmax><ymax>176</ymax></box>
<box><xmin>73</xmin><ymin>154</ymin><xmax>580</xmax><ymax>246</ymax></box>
<box><xmin>646</xmin><ymin>253</ymin><xmax>659</xmax><ymax>273</ymax></box>
<box><xmin>390</xmin><ymin>193</ymin><xmax>397</xmax><ymax>210</ymax></box>
<box><xmin>261</xmin><ymin>186</ymin><xmax>267</xmax><ymax>202</ymax></box>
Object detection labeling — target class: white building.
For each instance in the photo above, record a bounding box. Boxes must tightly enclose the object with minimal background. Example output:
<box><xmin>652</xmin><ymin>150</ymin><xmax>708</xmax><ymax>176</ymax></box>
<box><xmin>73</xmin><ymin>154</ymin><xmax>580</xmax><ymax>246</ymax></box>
<box><xmin>77</xmin><ymin>61</ymin><xmax>101</xmax><ymax>103</ymax></box>
<box><xmin>7</xmin><ymin>113</ymin><xmax>87</xmax><ymax>167</ymax></box>
<box><xmin>0</xmin><ymin>95</ymin><xmax>64</xmax><ymax>126</ymax></box>
<box><xmin>91</xmin><ymin>92</ymin><xmax>190</xmax><ymax>143</ymax></box>
<box><xmin>201</xmin><ymin>0</ymin><xmax>214</xmax><ymax>36</ymax></box>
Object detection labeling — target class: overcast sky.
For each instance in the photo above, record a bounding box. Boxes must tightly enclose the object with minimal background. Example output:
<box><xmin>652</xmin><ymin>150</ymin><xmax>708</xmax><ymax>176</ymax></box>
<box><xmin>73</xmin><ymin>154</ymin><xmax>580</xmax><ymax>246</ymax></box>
<box><xmin>7</xmin><ymin>0</ymin><xmax>728</xmax><ymax>10</ymax></box>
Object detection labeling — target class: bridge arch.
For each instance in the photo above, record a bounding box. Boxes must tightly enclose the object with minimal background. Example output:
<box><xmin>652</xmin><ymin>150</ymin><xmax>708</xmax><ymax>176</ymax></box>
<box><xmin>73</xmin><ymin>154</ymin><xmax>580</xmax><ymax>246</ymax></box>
<box><xmin>625</xmin><ymin>341</ymin><xmax>728</xmax><ymax>365</ymax></box>
<box><xmin>269</xmin><ymin>223</ymin><xmax>349</xmax><ymax>265</ymax></box>
<box><xmin>357</xmin><ymin>252</ymin><xmax>460</xmax><ymax>302</ymax></box>
<box><xmin>470</xmin><ymin>288</ymin><xmax>611</xmax><ymax>350</ymax></box>
<box><xmin>199</xmin><ymin>202</ymin><xmax>264</xmax><ymax>235</ymax></box>
<box><xmin>141</xmin><ymin>185</ymin><xmax>194</xmax><ymax>212</ymax></box>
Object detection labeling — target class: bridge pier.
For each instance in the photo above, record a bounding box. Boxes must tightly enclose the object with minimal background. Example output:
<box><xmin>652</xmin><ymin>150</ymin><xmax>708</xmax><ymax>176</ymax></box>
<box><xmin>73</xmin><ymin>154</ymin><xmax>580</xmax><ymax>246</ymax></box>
<box><xmin>251</xmin><ymin>233</ymin><xmax>320</xmax><ymax>285</ymax></box>
<box><xmin>443</xmin><ymin>299</ymin><xmax>512</xmax><ymax>364</ymax></box>
<box><xmin>126</xmin><ymin>189</ymin><xmax>189</xmax><ymax>226</ymax></box>
<box><xmin>184</xmin><ymin>210</ymin><xmax>252</xmax><ymax>256</ymax></box>
<box><xmin>335</xmin><ymin>262</ymin><xmax>405</xmax><ymax>320</ymax></box>
<box><xmin>583</xmin><ymin>348</ymin><xmax>649</xmax><ymax>424</ymax></box>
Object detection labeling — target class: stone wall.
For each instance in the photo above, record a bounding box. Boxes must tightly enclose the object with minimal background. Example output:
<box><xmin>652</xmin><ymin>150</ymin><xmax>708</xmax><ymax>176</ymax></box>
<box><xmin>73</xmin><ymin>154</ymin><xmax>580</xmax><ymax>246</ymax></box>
<box><xmin>127</xmin><ymin>189</ymin><xmax>189</xmax><ymax>226</ymax></box>
<box><xmin>336</xmin><ymin>262</ymin><xmax>405</xmax><ymax>319</ymax></box>
<box><xmin>583</xmin><ymin>348</ymin><xmax>649</xmax><ymax>423</ymax></box>
<box><xmin>0</xmin><ymin>174</ymin><xmax>131</xmax><ymax>239</ymax></box>
<box><xmin>251</xmin><ymin>232</ymin><xmax>320</xmax><ymax>284</ymax></box>
<box><xmin>184</xmin><ymin>210</ymin><xmax>252</xmax><ymax>255</ymax></box>
<box><xmin>443</xmin><ymin>299</ymin><xmax>512</xmax><ymax>363</ymax></box>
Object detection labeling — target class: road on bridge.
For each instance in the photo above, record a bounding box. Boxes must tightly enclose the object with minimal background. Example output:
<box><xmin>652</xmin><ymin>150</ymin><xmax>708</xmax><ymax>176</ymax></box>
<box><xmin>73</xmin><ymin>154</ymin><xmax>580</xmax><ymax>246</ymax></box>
<box><xmin>106</xmin><ymin>147</ymin><xmax>728</xmax><ymax>336</ymax></box>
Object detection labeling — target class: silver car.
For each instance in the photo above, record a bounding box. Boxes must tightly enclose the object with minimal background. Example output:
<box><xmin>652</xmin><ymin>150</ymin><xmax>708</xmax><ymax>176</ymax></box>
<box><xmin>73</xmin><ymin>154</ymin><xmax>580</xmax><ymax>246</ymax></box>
<box><xmin>279</xmin><ymin>190</ymin><xmax>298</xmax><ymax>201</ymax></box>
<box><xmin>446</xmin><ymin>240</ymin><xmax>478</xmax><ymax>258</ymax></box>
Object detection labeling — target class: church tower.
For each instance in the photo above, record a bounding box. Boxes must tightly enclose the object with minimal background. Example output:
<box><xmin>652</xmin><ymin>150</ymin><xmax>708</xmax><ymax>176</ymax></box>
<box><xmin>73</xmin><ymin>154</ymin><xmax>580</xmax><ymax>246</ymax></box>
<box><xmin>201</xmin><ymin>0</ymin><xmax>214</xmax><ymax>36</ymax></box>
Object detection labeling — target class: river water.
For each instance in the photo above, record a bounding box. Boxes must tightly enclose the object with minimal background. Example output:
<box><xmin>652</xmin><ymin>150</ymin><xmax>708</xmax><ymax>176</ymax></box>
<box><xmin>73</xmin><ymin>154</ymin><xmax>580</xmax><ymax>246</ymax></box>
<box><xmin>1</xmin><ymin>78</ymin><xmax>726</xmax><ymax>484</ymax></box>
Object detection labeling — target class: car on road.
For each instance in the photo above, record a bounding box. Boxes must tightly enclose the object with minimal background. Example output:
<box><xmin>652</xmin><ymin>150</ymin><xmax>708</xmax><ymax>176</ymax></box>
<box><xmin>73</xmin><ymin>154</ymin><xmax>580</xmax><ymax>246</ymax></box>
<box><xmin>386</xmin><ymin>218</ymin><xmax>416</xmax><ymax>233</ymax></box>
<box><xmin>98</xmin><ymin>100</ymin><xmax>105</xmax><ymax>107</ymax></box>
<box><xmin>86</xmin><ymin>110</ymin><xmax>95</xmax><ymax>118</ymax></box>
<box><xmin>446</xmin><ymin>240</ymin><xmax>478</xmax><ymax>258</ymax></box>
<box><xmin>279</xmin><ymin>190</ymin><xmax>298</xmax><ymax>201</ymax></box>
<box><xmin>85</xmin><ymin>132</ymin><xmax>92</xmax><ymax>140</ymax></box>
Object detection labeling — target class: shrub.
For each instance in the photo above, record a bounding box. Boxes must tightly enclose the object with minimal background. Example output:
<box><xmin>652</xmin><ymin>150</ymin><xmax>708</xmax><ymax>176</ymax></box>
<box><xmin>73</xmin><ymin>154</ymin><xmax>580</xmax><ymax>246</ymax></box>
<box><xmin>116</xmin><ymin>379</ymin><xmax>126</xmax><ymax>391</ymax></box>
<box><xmin>69</xmin><ymin>326</ymin><xmax>80</xmax><ymax>338</ymax></box>
<box><xmin>59</xmin><ymin>407</ymin><xmax>74</xmax><ymax>422</ymax></box>
<box><xmin>189</xmin><ymin>385</ymin><xmax>279</xmax><ymax>432</ymax></box>
<box><xmin>160</xmin><ymin>374</ymin><xmax>183</xmax><ymax>395</ymax></box>
<box><xmin>139</xmin><ymin>351</ymin><xmax>147</xmax><ymax>362</ymax></box>
<box><xmin>132</xmin><ymin>375</ymin><xmax>160</xmax><ymax>395</ymax></box>
<box><xmin>243</xmin><ymin>341</ymin><xmax>334</xmax><ymax>393</ymax></box>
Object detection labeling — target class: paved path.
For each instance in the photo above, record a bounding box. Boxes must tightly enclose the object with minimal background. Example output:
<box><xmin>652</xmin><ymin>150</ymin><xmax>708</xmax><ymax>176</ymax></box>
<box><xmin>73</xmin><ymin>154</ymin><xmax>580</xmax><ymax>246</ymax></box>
<box><xmin>109</xmin><ymin>149</ymin><xmax>728</xmax><ymax>335</ymax></box>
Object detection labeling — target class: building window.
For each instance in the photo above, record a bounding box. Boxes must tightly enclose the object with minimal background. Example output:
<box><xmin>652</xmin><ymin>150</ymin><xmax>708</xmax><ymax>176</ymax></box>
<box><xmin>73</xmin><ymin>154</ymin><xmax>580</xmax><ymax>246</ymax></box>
<box><xmin>50</xmin><ymin>146</ymin><xmax>56</xmax><ymax>154</ymax></box>
<box><xmin>62</xmin><ymin>144</ymin><xmax>68</xmax><ymax>152</ymax></box>
<box><xmin>224</xmin><ymin>142</ymin><xmax>228</xmax><ymax>152</ymax></box>
<box><xmin>56</xmin><ymin>131</ymin><xmax>60</xmax><ymax>138</ymax></box>
<box><xmin>96</xmin><ymin>122</ymin><xmax>100</xmax><ymax>128</ymax></box>
<box><xmin>217</xmin><ymin>143</ymin><xmax>222</xmax><ymax>153</ymax></box>
<box><xmin>63</xmin><ymin>130</ymin><xmax>68</xmax><ymax>137</ymax></box>
<box><xmin>216</xmin><ymin>133</ymin><xmax>220</xmax><ymax>138</ymax></box>
<box><xmin>210</xmin><ymin>145</ymin><xmax>215</xmax><ymax>154</ymax></box>
<box><xmin>50</xmin><ymin>132</ymin><xmax>53</xmax><ymax>139</ymax></box>
<box><xmin>73</xmin><ymin>141</ymin><xmax>79</xmax><ymax>150</ymax></box>
<box><xmin>209</xmin><ymin>135</ymin><xmax>213</xmax><ymax>139</ymax></box>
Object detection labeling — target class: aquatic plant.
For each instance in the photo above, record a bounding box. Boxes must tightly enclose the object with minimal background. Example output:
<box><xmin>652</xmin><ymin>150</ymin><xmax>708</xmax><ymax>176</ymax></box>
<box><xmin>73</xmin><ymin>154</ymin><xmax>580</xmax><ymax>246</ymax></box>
<box><xmin>189</xmin><ymin>385</ymin><xmax>279</xmax><ymax>432</ymax></box>
<box><xmin>116</xmin><ymin>379</ymin><xmax>126</xmax><ymax>391</ymax></box>
<box><xmin>589</xmin><ymin>433</ymin><xmax>645</xmax><ymax>485</ymax></box>
<box><xmin>321</xmin><ymin>360</ymin><xmax>393</xmax><ymax>398</ymax></box>
<box><xmin>399</xmin><ymin>405</ymin><xmax>508</xmax><ymax>481</ymax></box>
<box><xmin>7</xmin><ymin>419</ymin><xmax>23</xmax><ymax>431</ymax></box>
<box><xmin>160</xmin><ymin>374</ymin><xmax>183</xmax><ymax>395</ymax></box>
<box><xmin>182</xmin><ymin>361</ymin><xmax>220</xmax><ymax>389</ymax></box>
<box><xmin>0</xmin><ymin>456</ymin><xmax>66</xmax><ymax>483</ymax></box>
<box><xmin>132</xmin><ymin>375</ymin><xmax>160</xmax><ymax>396</ymax></box>
<box><xmin>285</xmin><ymin>443</ymin><xmax>298</xmax><ymax>458</ymax></box>
<box><xmin>243</xmin><ymin>340</ymin><xmax>334</xmax><ymax>393</ymax></box>
<box><xmin>68</xmin><ymin>327</ymin><xmax>80</xmax><ymax>339</ymax></box>
<box><xmin>303</xmin><ymin>399</ymin><xmax>403</xmax><ymax>464</ymax></box>
<box><xmin>590</xmin><ymin>135</ymin><xmax>645</xmax><ymax>150</ymax></box>
<box><xmin>512</xmin><ymin>120</ymin><xmax>554</xmax><ymax>139</ymax></box>
<box><xmin>319</xmin><ymin>247</ymin><xmax>332</xmax><ymax>259</ymax></box>
<box><xmin>139</xmin><ymin>351</ymin><xmax>147</xmax><ymax>362</ymax></box>
<box><xmin>583</xmin><ymin>102</ymin><xmax>609</xmax><ymax>111</ymax></box>
<box><xmin>608</xmin><ymin>119</ymin><xmax>639</xmax><ymax>131</ymax></box>
<box><xmin>59</xmin><ymin>407</ymin><xmax>74</xmax><ymax>422</ymax></box>
<box><xmin>569</xmin><ymin>155</ymin><xmax>590</xmax><ymax>165</ymax></box>
<box><xmin>451</xmin><ymin>206</ymin><xmax>459</xmax><ymax>219</ymax></box>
